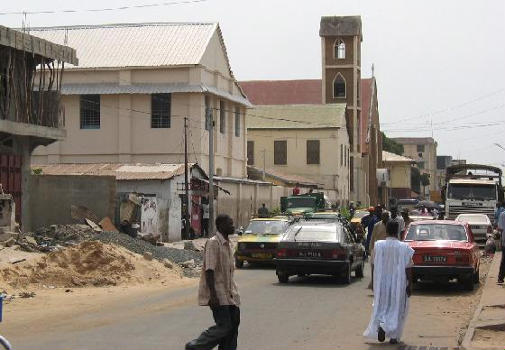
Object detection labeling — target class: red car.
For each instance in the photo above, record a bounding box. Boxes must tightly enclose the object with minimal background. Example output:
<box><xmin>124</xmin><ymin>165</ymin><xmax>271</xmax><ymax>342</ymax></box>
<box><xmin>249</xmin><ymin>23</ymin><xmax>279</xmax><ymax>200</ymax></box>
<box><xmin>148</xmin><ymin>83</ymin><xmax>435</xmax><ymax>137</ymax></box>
<box><xmin>402</xmin><ymin>220</ymin><xmax>480</xmax><ymax>290</ymax></box>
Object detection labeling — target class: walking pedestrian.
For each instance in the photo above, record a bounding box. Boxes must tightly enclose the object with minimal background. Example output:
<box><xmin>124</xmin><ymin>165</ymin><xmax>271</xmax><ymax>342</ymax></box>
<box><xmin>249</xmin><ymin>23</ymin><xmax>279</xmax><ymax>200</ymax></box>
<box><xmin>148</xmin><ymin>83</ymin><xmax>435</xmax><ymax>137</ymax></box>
<box><xmin>494</xmin><ymin>201</ymin><xmax>505</xmax><ymax>228</ymax></box>
<box><xmin>364</xmin><ymin>220</ymin><xmax>414</xmax><ymax>344</ymax></box>
<box><xmin>368</xmin><ymin>212</ymin><xmax>390</xmax><ymax>289</ymax></box>
<box><xmin>364</xmin><ymin>207</ymin><xmax>379</xmax><ymax>257</ymax></box>
<box><xmin>202</xmin><ymin>199</ymin><xmax>210</xmax><ymax>238</ymax></box>
<box><xmin>390</xmin><ymin>206</ymin><xmax>405</xmax><ymax>238</ymax></box>
<box><xmin>186</xmin><ymin>214</ymin><xmax>241</xmax><ymax>350</ymax></box>
<box><xmin>496</xmin><ymin>210</ymin><xmax>505</xmax><ymax>284</ymax></box>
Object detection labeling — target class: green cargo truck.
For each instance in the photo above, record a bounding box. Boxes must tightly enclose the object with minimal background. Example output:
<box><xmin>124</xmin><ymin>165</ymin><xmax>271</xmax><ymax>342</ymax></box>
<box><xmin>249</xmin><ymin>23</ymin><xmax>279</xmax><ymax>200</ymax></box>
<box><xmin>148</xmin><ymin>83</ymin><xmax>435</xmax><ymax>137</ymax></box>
<box><xmin>280</xmin><ymin>192</ymin><xmax>329</xmax><ymax>215</ymax></box>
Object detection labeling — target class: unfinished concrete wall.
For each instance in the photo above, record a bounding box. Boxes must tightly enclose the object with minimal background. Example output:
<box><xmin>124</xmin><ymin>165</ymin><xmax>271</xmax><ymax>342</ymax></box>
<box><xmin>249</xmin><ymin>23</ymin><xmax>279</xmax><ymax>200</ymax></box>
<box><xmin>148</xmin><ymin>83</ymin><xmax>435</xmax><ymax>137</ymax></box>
<box><xmin>28</xmin><ymin>175</ymin><xmax>116</xmax><ymax>231</ymax></box>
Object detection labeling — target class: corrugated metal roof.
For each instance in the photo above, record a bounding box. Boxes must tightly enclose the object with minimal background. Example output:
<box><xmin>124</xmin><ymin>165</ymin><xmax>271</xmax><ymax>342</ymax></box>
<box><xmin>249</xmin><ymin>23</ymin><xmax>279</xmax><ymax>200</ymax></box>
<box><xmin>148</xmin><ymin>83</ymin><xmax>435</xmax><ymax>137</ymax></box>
<box><xmin>28</xmin><ymin>22</ymin><xmax>216</xmax><ymax>69</ymax></box>
<box><xmin>32</xmin><ymin>162</ymin><xmax>205</xmax><ymax>181</ymax></box>
<box><xmin>58</xmin><ymin>83</ymin><xmax>251</xmax><ymax>106</ymax></box>
<box><xmin>382</xmin><ymin>151</ymin><xmax>414</xmax><ymax>163</ymax></box>
<box><xmin>246</xmin><ymin>104</ymin><xmax>346</xmax><ymax>129</ymax></box>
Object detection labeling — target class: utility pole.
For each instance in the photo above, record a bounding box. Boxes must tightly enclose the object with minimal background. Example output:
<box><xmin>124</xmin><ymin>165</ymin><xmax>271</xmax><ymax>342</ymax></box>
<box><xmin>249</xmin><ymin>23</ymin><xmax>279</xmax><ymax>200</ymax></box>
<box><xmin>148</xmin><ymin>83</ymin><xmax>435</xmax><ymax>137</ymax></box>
<box><xmin>184</xmin><ymin>117</ymin><xmax>190</xmax><ymax>240</ymax></box>
<box><xmin>207</xmin><ymin>107</ymin><xmax>215</xmax><ymax>235</ymax></box>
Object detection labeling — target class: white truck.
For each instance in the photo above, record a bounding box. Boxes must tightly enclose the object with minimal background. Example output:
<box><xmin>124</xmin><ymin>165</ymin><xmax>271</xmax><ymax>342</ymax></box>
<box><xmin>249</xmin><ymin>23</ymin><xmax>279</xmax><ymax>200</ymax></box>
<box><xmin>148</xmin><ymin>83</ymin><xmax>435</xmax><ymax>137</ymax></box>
<box><xmin>442</xmin><ymin>164</ymin><xmax>504</xmax><ymax>224</ymax></box>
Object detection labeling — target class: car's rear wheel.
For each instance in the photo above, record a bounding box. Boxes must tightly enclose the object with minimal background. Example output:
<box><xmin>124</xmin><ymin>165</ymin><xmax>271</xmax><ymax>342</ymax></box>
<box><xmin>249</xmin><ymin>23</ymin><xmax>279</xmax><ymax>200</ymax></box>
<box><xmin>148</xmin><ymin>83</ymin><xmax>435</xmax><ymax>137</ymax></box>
<box><xmin>355</xmin><ymin>261</ymin><xmax>364</xmax><ymax>278</ymax></box>
<box><xmin>277</xmin><ymin>271</ymin><xmax>289</xmax><ymax>283</ymax></box>
<box><xmin>473</xmin><ymin>268</ymin><xmax>480</xmax><ymax>284</ymax></box>
<box><xmin>235</xmin><ymin>258</ymin><xmax>244</xmax><ymax>269</ymax></box>
<box><xmin>461</xmin><ymin>275</ymin><xmax>474</xmax><ymax>291</ymax></box>
<box><xmin>343</xmin><ymin>263</ymin><xmax>352</xmax><ymax>284</ymax></box>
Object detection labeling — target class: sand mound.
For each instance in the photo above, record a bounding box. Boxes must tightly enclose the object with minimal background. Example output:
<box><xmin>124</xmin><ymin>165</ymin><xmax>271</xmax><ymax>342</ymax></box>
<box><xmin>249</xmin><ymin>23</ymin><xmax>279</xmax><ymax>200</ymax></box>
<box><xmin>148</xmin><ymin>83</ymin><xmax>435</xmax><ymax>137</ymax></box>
<box><xmin>0</xmin><ymin>241</ymin><xmax>180</xmax><ymax>289</ymax></box>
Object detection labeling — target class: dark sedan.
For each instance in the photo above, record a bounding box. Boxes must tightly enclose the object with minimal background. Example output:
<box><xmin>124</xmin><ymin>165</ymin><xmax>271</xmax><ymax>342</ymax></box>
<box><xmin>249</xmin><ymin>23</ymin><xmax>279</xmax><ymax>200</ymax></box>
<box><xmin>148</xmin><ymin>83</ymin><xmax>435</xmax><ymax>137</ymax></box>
<box><xmin>275</xmin><ymin>220</ymin><xmax>366</xmax><ymax>284</ymax></box>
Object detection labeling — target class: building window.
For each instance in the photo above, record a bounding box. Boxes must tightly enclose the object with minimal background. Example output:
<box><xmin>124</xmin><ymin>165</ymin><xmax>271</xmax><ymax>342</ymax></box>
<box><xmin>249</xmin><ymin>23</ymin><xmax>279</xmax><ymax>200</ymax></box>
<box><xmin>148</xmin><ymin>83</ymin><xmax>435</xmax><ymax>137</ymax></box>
<box><xmin>340</xmin><ymin>144</ymin><xmax>344</xmax><ymax>166</ymax></box>
<box><xmin>219</xmin><ymin>100</ymin><xmax>226</xmax><ymax>134</ymax></box>
<box><xmin>234</xmin><ymin>106</ymin><xmax>241</xmax><ymax>137</ymax></box>
<box><xmin>306</xmin><ymin>140</ymin><xmax>320</xmax><ymax>165</ymax></box>
<box><xmin>274</xmin><ymin>140</ymin><xmax>287</xmax><ymax>165</ymax></box>
<box><xmin>335</xmin><ymin>39</ymin><xmax>345</xmax><ymax>59</ymax></box>
<box><xmin>417</xmin><ymin>144</ymin><xmax>425</xmax><ymax>153</ymax></box>
<box><xmin>333</xmin><ymin>73</ymin><xmax>346</xmax><ymax>98</ymax></box>
<box><xmin>151</xmin><ymin>93</ymin><xmax>171</xmax><ymax>128</ymax></box>
<box><xmin>80</xmin><ymin>95</ymin><xmax>100</xmax><ymax>129</ymax></box>
<box><xmin>417</xmin><ymin>161</ymin><xmax>425</xmax><ymax>170</ymax></box>
<box><xmin>205</xmin><ymin>96</ymin><xmax>211</xmax><ymax>131</ymax></box>
<box><xmin>247</xmin><ymin>141</ymin><xmax>254</xmax><ymax>166</ymax></box>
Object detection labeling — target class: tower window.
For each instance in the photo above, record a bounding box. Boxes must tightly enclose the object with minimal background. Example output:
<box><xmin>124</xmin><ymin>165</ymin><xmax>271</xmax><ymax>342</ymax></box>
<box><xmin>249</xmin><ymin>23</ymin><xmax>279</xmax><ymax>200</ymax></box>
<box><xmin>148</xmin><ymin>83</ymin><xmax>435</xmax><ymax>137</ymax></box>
<box><xmin>333</xmin><ymin>74</ymin><xmax>346</xmax><ymax>98</ymax></box>
<box><xmin>335</xmin><ymin>40</ymin><xmax>345</xmax><ymax>59</ymax></box>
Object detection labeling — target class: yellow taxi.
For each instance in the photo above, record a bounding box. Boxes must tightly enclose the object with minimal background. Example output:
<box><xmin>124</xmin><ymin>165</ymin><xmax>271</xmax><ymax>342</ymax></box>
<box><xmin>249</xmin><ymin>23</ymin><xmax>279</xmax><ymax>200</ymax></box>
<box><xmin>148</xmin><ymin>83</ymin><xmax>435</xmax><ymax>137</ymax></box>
<box><xmin>235</xmin><ymin>217</ymin><xmax>291</xmax><ymax>268</ymax></box>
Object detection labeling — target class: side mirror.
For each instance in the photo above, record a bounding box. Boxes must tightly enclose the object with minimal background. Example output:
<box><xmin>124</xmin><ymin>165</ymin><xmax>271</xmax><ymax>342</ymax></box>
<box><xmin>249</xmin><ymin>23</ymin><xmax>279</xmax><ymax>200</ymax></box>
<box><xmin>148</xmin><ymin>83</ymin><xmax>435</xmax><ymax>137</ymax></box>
<box><xmin>237</xmin><ymin>226</ymin><xmax>244</xmax><ymax>236</ymax></box>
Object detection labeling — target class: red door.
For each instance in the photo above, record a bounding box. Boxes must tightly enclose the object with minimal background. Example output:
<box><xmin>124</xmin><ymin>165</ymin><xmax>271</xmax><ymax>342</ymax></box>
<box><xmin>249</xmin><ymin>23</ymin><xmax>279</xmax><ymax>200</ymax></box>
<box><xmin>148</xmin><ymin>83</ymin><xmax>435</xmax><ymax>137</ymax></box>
<box><xmin>0</xmin><ymin>154</ymin><xmax>22</xmax><ymax>223</ymax></box>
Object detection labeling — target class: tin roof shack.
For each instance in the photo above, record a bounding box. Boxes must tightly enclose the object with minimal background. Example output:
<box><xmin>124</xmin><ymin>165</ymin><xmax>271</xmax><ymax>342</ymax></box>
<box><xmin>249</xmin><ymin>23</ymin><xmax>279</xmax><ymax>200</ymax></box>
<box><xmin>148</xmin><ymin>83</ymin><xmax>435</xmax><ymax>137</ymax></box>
<box><xmin>0</xmin><ymin>25</ymin><xmax>77</xmax><ymax>229</ymax></box>
<box><xmin>34</xmin><ymin>163</ymin><xmax>209</xmax><ymax>242</ymax></box>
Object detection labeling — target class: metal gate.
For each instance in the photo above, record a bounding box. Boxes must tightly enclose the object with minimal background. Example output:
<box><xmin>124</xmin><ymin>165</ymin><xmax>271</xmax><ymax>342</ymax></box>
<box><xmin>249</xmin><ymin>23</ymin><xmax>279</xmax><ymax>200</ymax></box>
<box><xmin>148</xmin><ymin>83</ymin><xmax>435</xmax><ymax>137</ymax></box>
<box><xmin>0</xmin><ymin>154</ymin><xmax>22</xmax><ymax>223</ymax></box>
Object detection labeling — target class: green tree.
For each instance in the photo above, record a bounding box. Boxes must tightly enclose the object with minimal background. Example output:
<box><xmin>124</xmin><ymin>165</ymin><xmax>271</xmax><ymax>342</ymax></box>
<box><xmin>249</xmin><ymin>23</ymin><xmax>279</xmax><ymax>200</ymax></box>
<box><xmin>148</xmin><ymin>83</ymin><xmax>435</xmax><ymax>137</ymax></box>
<box><xmin>420</xmin><ymin>173</ymin><xmax>430</xmax><ymax>187</ymax></box>
<box><xmin>381</xmin><ymin>132</ymin><xmax>404</xmax><ymax>155</ymax></box>
<box><xmin>411</xmin><ymin>167</ymin><xmax>421</xmax><ymax>194</ymax></box>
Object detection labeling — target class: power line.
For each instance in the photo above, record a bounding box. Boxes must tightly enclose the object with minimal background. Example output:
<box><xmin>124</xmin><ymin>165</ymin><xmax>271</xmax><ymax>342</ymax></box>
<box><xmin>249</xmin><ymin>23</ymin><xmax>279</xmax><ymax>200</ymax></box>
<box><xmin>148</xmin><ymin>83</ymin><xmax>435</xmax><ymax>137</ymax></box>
<box><xmin>0</xmin><ymin>0</ymin><xmax>209</xmax><ymax>16</ymax></box>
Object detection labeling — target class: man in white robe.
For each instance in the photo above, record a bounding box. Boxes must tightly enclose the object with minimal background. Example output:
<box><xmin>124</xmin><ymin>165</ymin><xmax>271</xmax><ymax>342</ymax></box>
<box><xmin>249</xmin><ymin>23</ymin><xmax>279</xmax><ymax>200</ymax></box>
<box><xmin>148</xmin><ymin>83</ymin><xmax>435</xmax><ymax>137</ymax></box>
<box><xmin>364</xmin><ymin>220</ymin><xmax>414</xmax><ymax>344</ymax></box>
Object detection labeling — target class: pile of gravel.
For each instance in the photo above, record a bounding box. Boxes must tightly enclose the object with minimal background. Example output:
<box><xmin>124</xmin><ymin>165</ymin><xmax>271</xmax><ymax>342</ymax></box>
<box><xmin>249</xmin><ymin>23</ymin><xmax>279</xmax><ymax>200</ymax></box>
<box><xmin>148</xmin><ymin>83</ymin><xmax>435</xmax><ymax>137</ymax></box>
<box><xmin>93</xmin><ymin>231</ymin><xmax>203</xmax><ymax>265</ymax></box>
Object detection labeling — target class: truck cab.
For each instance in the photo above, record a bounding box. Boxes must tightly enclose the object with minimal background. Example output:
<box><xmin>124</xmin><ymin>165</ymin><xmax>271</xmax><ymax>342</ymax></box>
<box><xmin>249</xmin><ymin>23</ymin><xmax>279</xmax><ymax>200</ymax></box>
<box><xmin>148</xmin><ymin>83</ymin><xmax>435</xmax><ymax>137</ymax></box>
<box><xmin>443</xmin><ymin>164</ymin><xmax>503</xmax><ymax>224</ymax></box>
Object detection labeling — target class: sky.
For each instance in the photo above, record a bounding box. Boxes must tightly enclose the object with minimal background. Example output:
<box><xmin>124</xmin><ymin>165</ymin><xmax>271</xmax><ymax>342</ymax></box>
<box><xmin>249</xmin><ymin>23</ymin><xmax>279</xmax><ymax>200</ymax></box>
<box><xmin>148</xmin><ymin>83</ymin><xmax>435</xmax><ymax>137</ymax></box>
<box><xmin>2</xmin><ymin>0</ymin><xmax>505</xmax><ymax>168</ymax></box>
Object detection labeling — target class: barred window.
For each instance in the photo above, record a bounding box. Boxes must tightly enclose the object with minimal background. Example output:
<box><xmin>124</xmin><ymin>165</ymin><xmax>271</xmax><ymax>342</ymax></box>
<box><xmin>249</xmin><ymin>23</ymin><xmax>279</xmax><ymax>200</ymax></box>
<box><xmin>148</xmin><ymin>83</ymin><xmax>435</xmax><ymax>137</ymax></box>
<box><xmin>220</xmin><ymin>100</ymin><xmax>226</xmax><ymax>134</ymax></box>
<box><xmin>234</xmin><ymin>106</ymin><xmax>241</xmax><ymax>137</ymax></box>
<box><xmin>247</xmin><ymin>141</ymin><xmax>254</xmax><ymax>165</ymax></box>
<box><xmin>274</xmin><ymin>140</ymin><xmax>287</xmax><ymax>165</ymax></box>
<box><xmin>151</xmin><ymin>93</ymin><xmax>171</xmax><ymax>128</ymax></box>
<box><xmin>306</xmin><ymin>140</ymin><xmax>320</xmax><ymax>164</ymax></box>
<box><xmin>80</xmin><ymin>95</ymin><xmax>100</xmax><ymax>129</ymax></box>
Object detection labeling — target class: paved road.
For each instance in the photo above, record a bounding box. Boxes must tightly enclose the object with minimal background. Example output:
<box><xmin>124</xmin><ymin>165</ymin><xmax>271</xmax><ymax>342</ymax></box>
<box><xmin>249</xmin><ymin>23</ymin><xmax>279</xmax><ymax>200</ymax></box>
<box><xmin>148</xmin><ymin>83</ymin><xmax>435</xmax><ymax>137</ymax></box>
<box><xmin>8</xmin><ymin>264</ymin><xmax>479</xmax><ymax>350</ymax></box>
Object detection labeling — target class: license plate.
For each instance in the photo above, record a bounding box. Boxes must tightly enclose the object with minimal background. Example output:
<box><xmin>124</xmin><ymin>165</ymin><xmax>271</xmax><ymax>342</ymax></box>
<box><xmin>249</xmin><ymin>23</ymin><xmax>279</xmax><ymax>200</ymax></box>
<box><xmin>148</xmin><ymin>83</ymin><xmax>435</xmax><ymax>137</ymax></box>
<box><xmin>423</xmin><ymin>255</ymin><xmax>447</xmax><ymax>263</ymax></box>
<box><xmin>298</xmin><ymin>251</ymin><xmax>322</xmax><ymax>258</ymax></box>
<box><xmin>251</xmin><ymin>253</ymin><xmax>272</xmax><ymax>259</ymax></box>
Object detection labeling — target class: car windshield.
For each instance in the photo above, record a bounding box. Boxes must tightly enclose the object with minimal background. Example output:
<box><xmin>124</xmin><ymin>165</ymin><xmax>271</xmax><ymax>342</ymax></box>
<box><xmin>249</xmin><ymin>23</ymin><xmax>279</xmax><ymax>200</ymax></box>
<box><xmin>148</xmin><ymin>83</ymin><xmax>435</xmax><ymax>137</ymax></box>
<box><xmin>405</xmin><ymin>224</ymin><xmax>468</xmax><ymax>241</ymax></box>
<box><xmin>287</xmin><ymin>197</ymin><xmax>315</xmax><ymax>208</ymax></box>
<box><xmin>448</xmin><ymin>184</ymin><xmax>497</xmax><ymax>201</ymax></box>
<box><xmin>244</xmin><ymin>221</ymin><xmax>288</xmax><ymax>235</ymax></box>
<box><xmin>456</xmin><ymin>215</ymin><xmax>489</xmax><ymax>224</ymax></box>
<box><xmin>289</xmin><ymin>223</ymin><xmax>344</xmax><ymax>242</ymax></box>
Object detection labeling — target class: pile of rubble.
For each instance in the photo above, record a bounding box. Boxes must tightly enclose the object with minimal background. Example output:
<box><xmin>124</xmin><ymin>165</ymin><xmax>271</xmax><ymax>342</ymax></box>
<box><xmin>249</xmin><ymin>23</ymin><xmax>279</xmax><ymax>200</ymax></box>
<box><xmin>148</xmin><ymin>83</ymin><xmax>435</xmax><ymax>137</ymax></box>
<box><xmin>14</xmin><ymin>223</ymin><xmax>203</xmax><ymax>277</ymax></box>
<box><xmin>0</xmin><ymin>241</ymin><xmax>182</xmax><ymax>289</ymax></box>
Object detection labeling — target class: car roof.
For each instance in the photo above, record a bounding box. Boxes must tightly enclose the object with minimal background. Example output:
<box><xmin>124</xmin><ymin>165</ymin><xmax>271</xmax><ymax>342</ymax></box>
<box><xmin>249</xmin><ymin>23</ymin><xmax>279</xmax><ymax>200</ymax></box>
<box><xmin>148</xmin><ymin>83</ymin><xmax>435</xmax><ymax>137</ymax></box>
<box><xmin>410</xmin><ymin>220</ymin><xmax>465</xmax><ymax>226</ymax></box>
<box><xmin>456</xmin><ymin>214</ymin><xmax>489</xmax><ymax>218</ymax></box>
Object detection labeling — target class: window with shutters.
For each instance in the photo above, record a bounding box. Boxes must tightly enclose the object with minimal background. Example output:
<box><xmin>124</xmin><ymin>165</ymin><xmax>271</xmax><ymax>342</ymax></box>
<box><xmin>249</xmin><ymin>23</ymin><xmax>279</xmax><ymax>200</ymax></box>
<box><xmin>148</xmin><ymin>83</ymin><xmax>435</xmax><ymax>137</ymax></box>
<box><xmin>247</xmin><ymin>141</ymin><xmax>254</xmax><ymax>165</ymax></box>
<box><xmin>274</xmin><ymin>140</ymin><xmax>287</xmax><ymax>165</ymax></box>
<box><xmin>306</xmin><ymin>140</ymin><xmax>320</xmax><ymax>165</ymax></box>
<box><xmin>80</xmin><ymin>95</ymin><xmax>100</xmax><ymax>129</ymax></box>
<box><xmin>151</xmin><ymin>93</ymin><xmax>171</xmax><ymax>128</ymax></box>
<box><xmin>219</xmin><ymin>100</ymin><xmax>226</xmax><ymax>134</ymax></box>
<box><xmin>234</xmin><ymin>106</ymin><xmax>241</xmax><ymax>137</ymax></box>
<box><xmin>205</xmin><ymin>96</ymin><xmax>211</xmax><ymax>130</ymax></box>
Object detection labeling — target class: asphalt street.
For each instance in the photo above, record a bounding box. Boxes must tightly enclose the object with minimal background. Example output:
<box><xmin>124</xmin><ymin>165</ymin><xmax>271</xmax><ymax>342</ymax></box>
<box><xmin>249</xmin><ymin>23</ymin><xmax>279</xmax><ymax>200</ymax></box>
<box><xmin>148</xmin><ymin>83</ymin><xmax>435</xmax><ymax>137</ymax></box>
<box><xmin>8</xmin><ymin>263</ymin><xmax>479</xmax><ymax>350</ymax></box>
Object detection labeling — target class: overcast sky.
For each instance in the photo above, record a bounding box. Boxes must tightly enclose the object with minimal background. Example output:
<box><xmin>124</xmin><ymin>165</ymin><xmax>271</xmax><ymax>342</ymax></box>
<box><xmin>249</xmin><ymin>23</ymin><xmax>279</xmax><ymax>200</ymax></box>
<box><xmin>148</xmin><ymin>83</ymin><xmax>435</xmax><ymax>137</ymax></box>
<box><xmin>2</xmin><ymin>0</ymin><xmax>505</xmax><ymax>168</ymax></box>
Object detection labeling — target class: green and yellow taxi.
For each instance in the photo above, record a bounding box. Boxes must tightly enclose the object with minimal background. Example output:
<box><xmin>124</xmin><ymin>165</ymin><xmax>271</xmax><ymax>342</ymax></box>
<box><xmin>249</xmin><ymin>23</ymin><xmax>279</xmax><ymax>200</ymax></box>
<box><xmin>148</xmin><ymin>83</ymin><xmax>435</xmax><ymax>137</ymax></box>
<box><xmin>235</xmin><ymin>217</ymin><xmax>291</xmax><ymax>268</ymax></box>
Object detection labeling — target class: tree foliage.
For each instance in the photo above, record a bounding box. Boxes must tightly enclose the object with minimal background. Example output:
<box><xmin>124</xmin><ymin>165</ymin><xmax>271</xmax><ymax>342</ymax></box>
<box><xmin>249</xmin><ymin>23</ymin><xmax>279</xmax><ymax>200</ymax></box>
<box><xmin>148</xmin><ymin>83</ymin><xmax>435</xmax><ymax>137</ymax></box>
<box><xmin>411</xmin><ymin>167</ymin><xmax>421</xmax><ymax>193</ymax></box>
<box><xmin>420</xmin><ymin>173</ymin><xmax>431</xmax><ymax>187</ymax></box>
<box><xmin>381</xmin><ymin>132</ymin><xmax>404</xmax><ymax>155</ymax></box>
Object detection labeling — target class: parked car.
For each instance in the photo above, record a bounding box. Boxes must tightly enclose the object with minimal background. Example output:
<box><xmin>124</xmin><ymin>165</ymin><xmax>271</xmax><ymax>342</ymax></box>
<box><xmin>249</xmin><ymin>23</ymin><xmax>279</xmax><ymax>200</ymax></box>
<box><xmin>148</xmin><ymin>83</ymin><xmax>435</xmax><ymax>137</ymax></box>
<box><xmin>304</xmin><ymin>211</ymin><xmax>339</xmax><ymax>221</ymax></box>
<box><xmin>235</xmin><ymin>217</ymin><xmax>291</xmax><ymax>268</ymax></box>
<box><xmin>275</xmin><ymin>220</ymin><xmax>365</xmax><ymax>284</ymax></box>
<box><xmin>455</xmin><ymin>213</ymin><xmax>493</xmax><ymax>245</ymax></box>
<box><xmin>402</xmin><ymin>220</ymin><xmax>480</xmax><ymax>290</ymax></box>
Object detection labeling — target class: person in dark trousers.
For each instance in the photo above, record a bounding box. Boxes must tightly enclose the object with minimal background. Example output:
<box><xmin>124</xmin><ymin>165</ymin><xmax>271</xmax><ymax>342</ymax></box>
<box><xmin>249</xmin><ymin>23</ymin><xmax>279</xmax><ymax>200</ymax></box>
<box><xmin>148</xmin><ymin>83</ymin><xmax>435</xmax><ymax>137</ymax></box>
<box><xmin>496</xmin><ymin>210</ymin><xmax>505</xmax><ymax>284</ymax></box>
<box><xmin>186</xmin><ymin>214</ymin><xmax>241</xmax><ymax>350</ymax></box>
